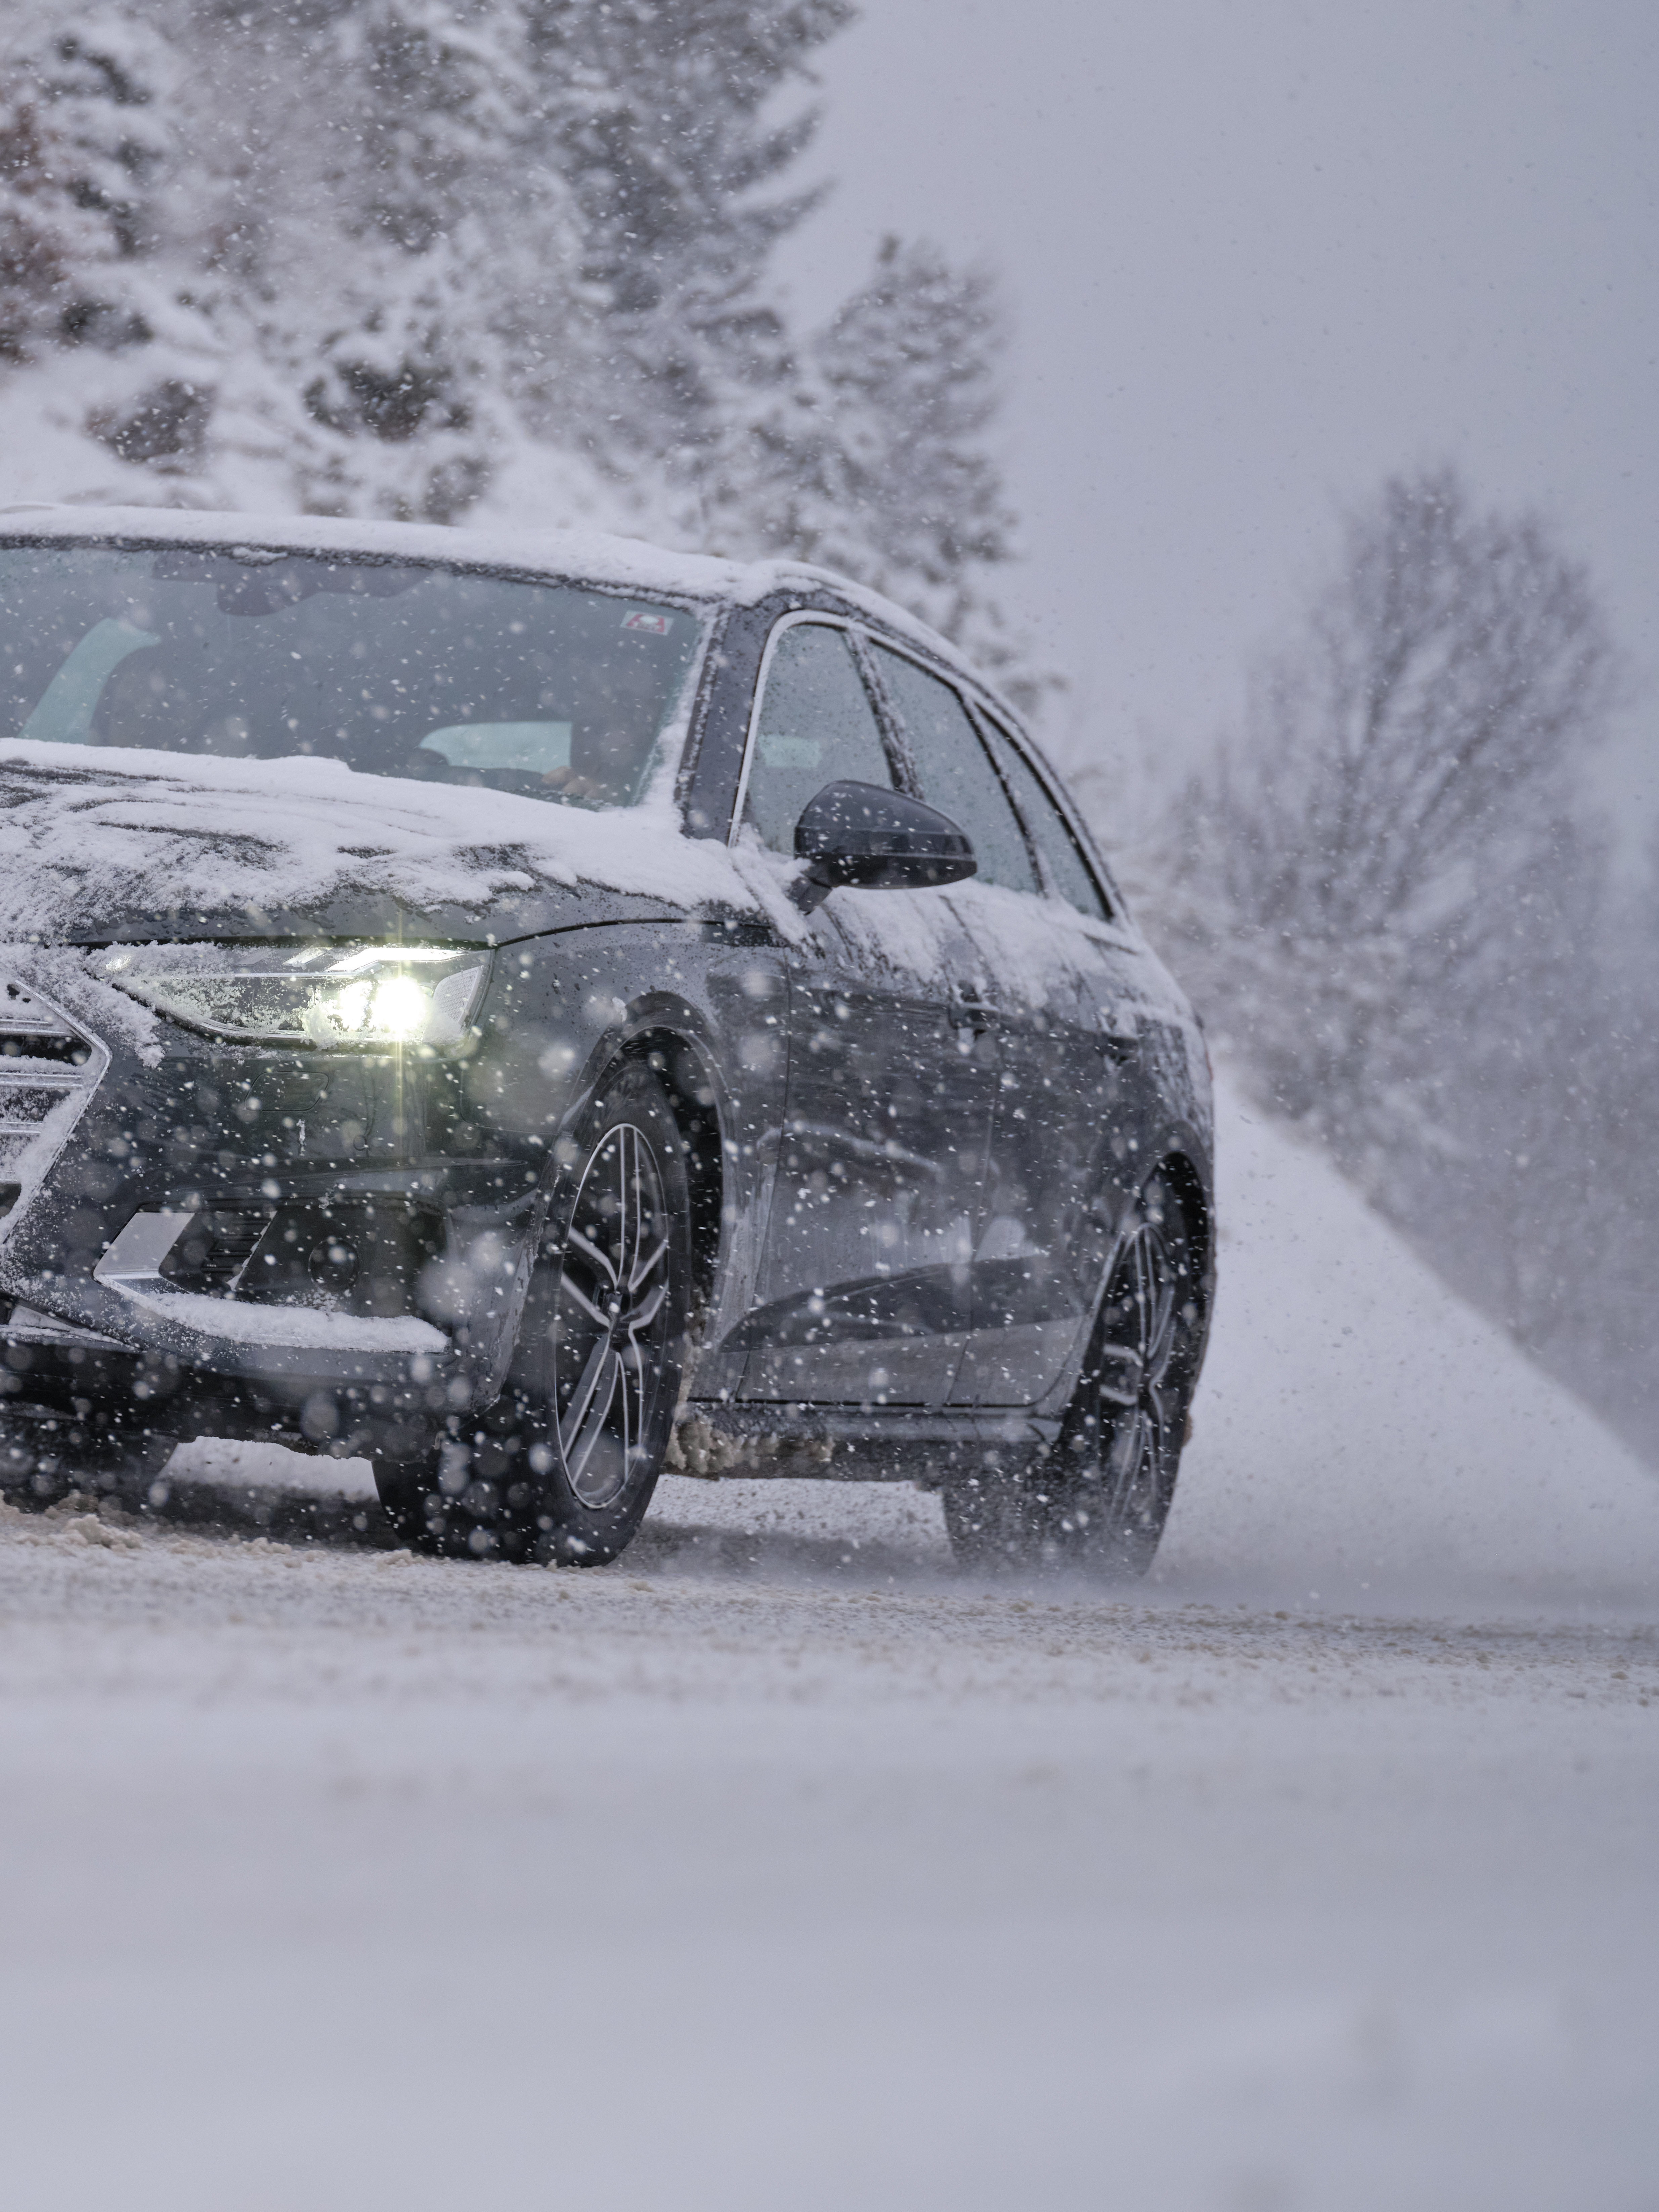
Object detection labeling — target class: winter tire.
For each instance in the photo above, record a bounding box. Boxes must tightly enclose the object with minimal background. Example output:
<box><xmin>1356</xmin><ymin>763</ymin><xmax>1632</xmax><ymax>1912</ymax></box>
<box><xmin>375</xmin><ymin>1058</ymin><xmax>691</xmax><ymax>1565</ymax></box>
<box><xmin>944</xmin><ymin>1168</ymin><xmax>1205</xmax><ymax>1578</ymax></box>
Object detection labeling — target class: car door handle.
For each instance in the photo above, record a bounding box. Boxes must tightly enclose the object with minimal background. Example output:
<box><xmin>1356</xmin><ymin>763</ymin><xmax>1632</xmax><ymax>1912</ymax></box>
<box><xmin>1098</xmin><ymin>1019</ymin><xmax>1139</xmax><ymax>1058</ymax></box>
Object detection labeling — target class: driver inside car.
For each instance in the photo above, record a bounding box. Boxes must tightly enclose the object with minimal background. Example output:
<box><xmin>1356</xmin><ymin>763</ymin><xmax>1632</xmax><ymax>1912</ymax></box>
<box><xmin>540</xmin><ymin>653</ymin><xmax>667</xmax><ymax>806</ymax></box>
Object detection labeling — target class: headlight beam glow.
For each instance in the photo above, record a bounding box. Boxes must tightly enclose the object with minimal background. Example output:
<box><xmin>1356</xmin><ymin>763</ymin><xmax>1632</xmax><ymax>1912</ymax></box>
<box><xmin>98</xmin><ymin>944</ymin><xmax>487</xmax><ymax>1051</ymax></box>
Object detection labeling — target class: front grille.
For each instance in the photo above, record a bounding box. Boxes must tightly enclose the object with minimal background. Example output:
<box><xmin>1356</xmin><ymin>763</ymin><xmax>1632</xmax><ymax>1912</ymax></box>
<box><xmin>0</xmin><ymin>1086</ymin><xmax>75</xmax><ymax>1127</ymax></box>
<box><xmin>0</xmin><ymin>981</ymin><xmax>93</xmax><ymax>1067</ymax></box>
<box><xmin>0</xmin><ymin>978</ymin><xmax>104</xmax><ymax>1246</ymax></box>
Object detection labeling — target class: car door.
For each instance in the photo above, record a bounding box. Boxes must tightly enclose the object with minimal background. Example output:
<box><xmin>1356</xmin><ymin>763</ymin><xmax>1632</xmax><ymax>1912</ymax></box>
<box><xmin>863</xmin><ymin>642</ymin><xmax>1107</xmax><ymax>1406</ymax></box>
<box><xmin>732</xmin><ymin>618</ymin><xmax>999</xmax><ymax>1407</ymax></box>
<box><xmin>950</xmin><ymin>709</ymin><xmax>1159</xmax><ymax>1405</ymax></box>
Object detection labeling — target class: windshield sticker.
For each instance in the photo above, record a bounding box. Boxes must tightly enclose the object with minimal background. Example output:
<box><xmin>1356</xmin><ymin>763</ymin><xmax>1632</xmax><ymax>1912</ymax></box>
<box><xmin>621</xmin><ymin>610</ymin><xmax>671</xmax><ymax>635</ymax></box>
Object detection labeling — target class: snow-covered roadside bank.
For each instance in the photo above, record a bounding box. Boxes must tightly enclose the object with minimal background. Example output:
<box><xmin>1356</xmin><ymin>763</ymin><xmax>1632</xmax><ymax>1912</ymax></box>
<box><xmin>1156</xmin><ymin>1070</ymin><xmax>1659</xmax><ymax>1614</ymax></box>
<box><xmin>0</xmin><ymin>1497</ymin><xmax>1655</xmax><ymax>2212</ymax></box>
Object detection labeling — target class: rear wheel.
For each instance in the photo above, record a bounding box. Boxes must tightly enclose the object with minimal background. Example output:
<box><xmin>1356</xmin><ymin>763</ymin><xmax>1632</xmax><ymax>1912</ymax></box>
<box><xmin>944</xmin><ymin>1168</ymin><xmax>1205</xmax><ymax>1578</ymax></box>
<box><xmin>376</xmin><ymin>1059</ymin><xmax>691</xmax><ymax>1565</ymax></box>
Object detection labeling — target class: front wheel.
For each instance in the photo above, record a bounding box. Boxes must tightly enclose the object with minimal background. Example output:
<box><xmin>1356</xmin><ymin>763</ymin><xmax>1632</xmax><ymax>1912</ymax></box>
<box><xmin>943</xmin><ymin>1168</ymin><xmax>1206</xmax><ymax>1578</ymax></box>
<box><xmin>376</xmin><ymin>1059</ymin><xmax>691</xmax><ymax>1565</ymax></box>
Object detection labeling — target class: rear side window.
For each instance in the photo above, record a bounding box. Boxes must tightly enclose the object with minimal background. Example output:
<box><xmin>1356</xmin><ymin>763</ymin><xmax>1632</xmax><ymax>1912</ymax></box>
<box><xmin>741</xmin><ymin>624</ymin><xmax>894</xmax><ymax>853</ymax></box>
<box><xmin>871</xmin><ymin>646</ymin><xmax>1038</xmax><ymax>896</ymax></box>
<box><xmin>975</xmin><ymin>715</ymin><xmax>1110</xmax><ymax>920</ymax></box>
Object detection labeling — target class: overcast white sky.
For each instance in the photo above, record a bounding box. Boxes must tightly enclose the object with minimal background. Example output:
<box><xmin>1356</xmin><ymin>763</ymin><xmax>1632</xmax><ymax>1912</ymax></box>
<box><xmin>778</xmin><ymin>0</ymin><xmax>1658</xmax><ymax>843</ymax></box>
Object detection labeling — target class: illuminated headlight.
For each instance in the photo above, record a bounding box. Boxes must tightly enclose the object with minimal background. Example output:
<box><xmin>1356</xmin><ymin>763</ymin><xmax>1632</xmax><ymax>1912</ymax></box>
<box><xmin>95</xmin><ymin>942</ymin><xmax>490</xmax><ymax>1051</ymax></box>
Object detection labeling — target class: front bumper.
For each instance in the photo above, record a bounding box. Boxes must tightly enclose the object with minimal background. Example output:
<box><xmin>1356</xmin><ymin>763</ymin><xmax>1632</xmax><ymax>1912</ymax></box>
<box><xmin>0</xmin><ymin>961</ymin><xmax>539</xmax><ymax>1458</ymax></box>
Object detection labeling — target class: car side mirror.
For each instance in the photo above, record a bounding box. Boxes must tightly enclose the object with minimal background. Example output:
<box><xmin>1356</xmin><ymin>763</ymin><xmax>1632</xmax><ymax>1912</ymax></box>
<box><xmin>789</xmin><ymin>779</ymin><xmax>977</xmax><ymax>914</ymax></box>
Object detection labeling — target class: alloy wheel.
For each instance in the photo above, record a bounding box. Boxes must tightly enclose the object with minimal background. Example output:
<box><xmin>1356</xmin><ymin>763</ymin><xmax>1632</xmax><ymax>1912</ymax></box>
<box><xmin>1091</xmin><ymin>1207</ymin><xmax>1184</xmax><ymax>1546</ymax></box>
<box><xmin>551</xmin><ymin>1120</ymin><xmax>674</xmax><ymax>1509</ymax></box>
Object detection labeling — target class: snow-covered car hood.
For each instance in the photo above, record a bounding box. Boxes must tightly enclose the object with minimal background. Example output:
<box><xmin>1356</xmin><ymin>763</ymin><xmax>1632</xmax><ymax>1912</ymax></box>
<box><xmin>0</xmin><ymin>741</ymin><xmax>746</xmax><ymax>943</ymax></box>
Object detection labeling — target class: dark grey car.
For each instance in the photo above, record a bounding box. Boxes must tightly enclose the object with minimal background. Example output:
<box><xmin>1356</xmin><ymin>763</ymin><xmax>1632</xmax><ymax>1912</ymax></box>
<box><xmin>0</xmin><ymin>508</ymin><xmax>1213</xmax><ymax>1572</ymax></box>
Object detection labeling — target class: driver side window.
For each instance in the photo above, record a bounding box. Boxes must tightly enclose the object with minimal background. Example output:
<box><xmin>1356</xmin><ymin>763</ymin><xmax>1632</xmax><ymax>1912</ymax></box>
<box><xmin>741</xmin><ymin>623</ymin><xmax>894</xmax><ymax>853</ymax></box>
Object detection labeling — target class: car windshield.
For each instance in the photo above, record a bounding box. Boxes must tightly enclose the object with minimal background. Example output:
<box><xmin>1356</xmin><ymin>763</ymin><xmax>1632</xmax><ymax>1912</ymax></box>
<box><xmin>0</xmin><ymin>544</ymin><xmax>705</xmax><ymax>810</ymax></box>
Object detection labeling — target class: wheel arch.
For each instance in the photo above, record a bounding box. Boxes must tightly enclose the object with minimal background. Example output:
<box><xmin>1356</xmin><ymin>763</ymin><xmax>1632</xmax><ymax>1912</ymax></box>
<box><xmin>1147</xmin><ymin>1148</ymin><xmax>1215</xmax><ymax>1403</ymax></box>
<box><xmin>625</xmin><ymin>1024</ymin><xmax>726</xmax><ymax>1336</ymax></box>
<box><xmin>1047</xmin><ymin>1143</ymin><xmax>1215</xmax><ymax>1422</ymax></box>
<box><xmin>1156</xmin><ymin>1149</ymin><xmax>1214</xmax><ymax>1300</ymax></box>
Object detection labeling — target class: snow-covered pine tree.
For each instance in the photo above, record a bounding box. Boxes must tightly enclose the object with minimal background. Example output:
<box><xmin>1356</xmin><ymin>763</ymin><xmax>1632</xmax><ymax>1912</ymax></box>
<box><xmin>0</xmin><ymin>7</ymin><xmax>218</xmax><ymax>482</ymax></box>
<box><xmin>0</xmin><ymin>2</ymin><xmax>311</xmax><ymax>507</ymax></box>
<box><xmin>0</xmin><ymin>1</ymin><xmax>585</xmax><ymax>518</ymax></box>
<box><xmin>518</xmin><ymin>0</ymin><xmax>852</xmax><ymax>542</ymax></box>
<box><xmin>806</xmin><ymin>235</ymin><xmax>1015</xmax><ymax>664</ymax></box>
<box><xmin>0</xmin><ymin>10</ymin><xmax>151</xmax><ymax>363</ymax></box>
<box><xmin>169</xmin><ymin>0</ymin><xmax>599</xmax><ymax>523</ymax></box>
<box><xmin>273</xmin><ymin>0</ymin><xmax>556</xmax><ymax>519</ymax></box>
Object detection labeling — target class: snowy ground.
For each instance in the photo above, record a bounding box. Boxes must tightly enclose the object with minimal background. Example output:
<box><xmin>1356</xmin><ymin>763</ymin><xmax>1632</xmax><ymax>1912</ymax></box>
<box><xmin>3</xmin><ymin>1079</ymin><xmax>1657</xmax><ymax>2210</ymax></box>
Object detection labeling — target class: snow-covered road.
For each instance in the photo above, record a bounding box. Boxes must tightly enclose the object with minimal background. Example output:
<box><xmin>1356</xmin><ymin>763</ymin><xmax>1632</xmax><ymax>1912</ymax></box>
<box><xmin>3</xmin><ymin>1077</ymin><xmax>1657</xmax><ymax>2210</ymax></box>
<box><xmin>1</xmin><ymin>1483</ymin><xmax>1655</xmax><ymax>2212</ymax></box>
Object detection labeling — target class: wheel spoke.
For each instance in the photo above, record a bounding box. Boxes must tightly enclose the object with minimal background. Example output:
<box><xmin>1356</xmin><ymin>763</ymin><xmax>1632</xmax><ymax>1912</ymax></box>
<box><xmin>629</xmin><ymin>1233</ymin><xmax>669</xmax><ymax>1296</ymax></box>
<box><xmin>1106</xmin><ymin>1408</ymin><xmax>1151</xmax><ymax>1498</ymax></box>
<box><xmin>560</xmin><ymin>1332</ymin><xmax>613</xmax><ymax>1460</ymax></box>
<box><xmin>567</xmin><ymin>1350</ymin><xmax>623</xmax><ymax>1486</ymax></box>
<box><xmin>618</xmin><ymin>1336</ymin><xmax>637</xmax><ymax>1462</ymax></box>
<box><xmin>1145</xmin><ymin>1375</ymin><xmax>1177</xmax><ymax>1450</ymax></box>
<box><xmin>1143</xmin><ymin>1245</ymin><xmax>1178</xmax><ymax>1382</ymax></box>
<box><xmin>567</xmin><ymin>1226</ymin><xmax>617</xmax><ymax>1288</ymax></box>
<box><xmin>624</xmin><ymin>1277</ymin><xmax>668</xmax><ymax>1335</ymax></box>
<box><xmin>1123</xmin><ymin>1233</ymin><xmax>1145</xmax><ymax>1362</ymax></box>
<box><xmin>615</xmin><ymin>1128</ymin><xmax>636</xmax><ymax>1284</ymax></box>
<box><xmin>558</xmin><ymin>1272</ymin><xmax>611</xmax><ymax>1329</ymax></box>
<box><xmin>1134</xmin><ymin>1232</ymin><xmax>1160</xmax><ymax>1365</ymax></box>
